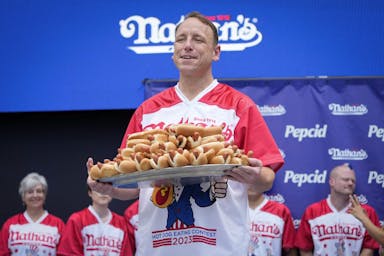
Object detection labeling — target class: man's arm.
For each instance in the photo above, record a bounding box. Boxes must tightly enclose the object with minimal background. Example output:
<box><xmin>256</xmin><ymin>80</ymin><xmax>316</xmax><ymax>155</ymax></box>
<box><xmin>359</xmin><ymin>248</ymin><xmax>374</xmax><ymax>256</ymax></box>
<box><xmin>283</xmin><ymin>248</ymin><xmax>298</xmax><ymax>256</ymax></box>
<box><xmin>349</xmin><ymin>194</ymin><xmax>384</xmax><ymax>246</ymax></box>
<box><xmin>299</xmin><ymin>250</ymin><xmax>313</xmax><ymax>256</ymax></box>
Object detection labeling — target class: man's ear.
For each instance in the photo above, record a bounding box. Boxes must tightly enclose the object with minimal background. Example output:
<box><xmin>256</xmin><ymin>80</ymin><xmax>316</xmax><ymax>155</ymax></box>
<box><xmin>212</xmin><ymin>45</ymin><xmax>221</xmax><ymax>61</ymax></box>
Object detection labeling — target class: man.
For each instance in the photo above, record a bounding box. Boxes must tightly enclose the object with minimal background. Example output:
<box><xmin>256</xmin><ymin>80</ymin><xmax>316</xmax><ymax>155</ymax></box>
<box><xmin>57</xmin><ymin>186</ymin><xmax>133</xmax><ymax>256</ymax></box>
<box><xmin>295</xmin><ymin>163</ymin><xmax>380</xmax><ymax>255</ymax></box>
<box><xmin>88</xmin><ymin>11</ymin><xmax>283</xmax><ymax>255</ymax></box>
<box><xmin>248</xmin><ymin>185</ymin><xmax>297</xmax><ymax>256</ymax></box>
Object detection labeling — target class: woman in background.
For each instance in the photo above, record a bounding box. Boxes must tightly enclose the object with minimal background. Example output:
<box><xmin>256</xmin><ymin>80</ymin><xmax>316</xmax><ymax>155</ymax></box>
<box><xmin>0</xmin><ymin>172</ymin><xmax>65</xmax><ymax>255</ymax></box>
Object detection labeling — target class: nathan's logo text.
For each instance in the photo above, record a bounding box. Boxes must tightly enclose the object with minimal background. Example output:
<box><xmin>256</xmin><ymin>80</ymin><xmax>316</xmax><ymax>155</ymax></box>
<box><xmin>312</xmin><ymin>223</ymin><xmax>363</xmax><ymax>239</ymax></box>
<box><xmin>284</xmin><ymin>124</ymin><xmax>327</xmax><ymax>142</ymax></box>
<box><xmin>119</xmin><ymin>14</ymin><xmax>262</xmax><ymax>54</ymax></box>
<box><xmin>368</xmin><ymin>125</ymin><xmax>384</xmax><ymax>142</ymax></box>
<box><xmin>328</xmin><ymin>148</ymin><xmax>368</xmax><ymax>160</ymax></box>
<box><xmin>258</xmin><ymin>104</ymin><xmax>286</xmax><ymax>116</ymax></box>
<box><xmin>250</xmin><ymin>222</ymin><xmax>281</xmax><ymax>237</ymax></box>
<box><xmin>329</xmin><ymin>103</ymin><xmax>368</xmax><ymax>115</ymax></box>
<box><xmin>284</xmin><ymin>170</ymin><xmax>327</xmax><ymax>187</ymax></box>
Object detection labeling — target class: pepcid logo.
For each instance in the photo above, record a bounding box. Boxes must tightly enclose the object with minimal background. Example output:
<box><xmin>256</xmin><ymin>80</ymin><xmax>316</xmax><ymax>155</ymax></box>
<box><xmin>258</xmin><ymin>104</ymin><xmax>286</xmax><ymax>116</ymax></box>
<box><xmin>368</xmin><ymin>171</ymin><xmax>384</xmax><ymax>188</ymax></box>
<box><xmin>119</xmin><ymin>14</ymin><xmax>262</xmax><ymax>54</ymax></box>
<box><xmin>284</xmin><ymin>124</ymin><xmax>327</xmax><ymax>142</ymax></box>
<box><xmin>329</xmin><ymin>103</ymin><xmax>368</xmax><ymax>115</ymax></box>
<box><xmin>284</xmin><ymin>169</ymin><xmax>327</xmax><ymax>187</ymax></box>
<box><xmin>368</xmin><ymin>125</ymin><xmax>384</xmax><ymax>142</ymax></box>
<box><xmin>328</xmin><ymin>148</ymin><xmax>368</xmax><ymax>160</ymax></box>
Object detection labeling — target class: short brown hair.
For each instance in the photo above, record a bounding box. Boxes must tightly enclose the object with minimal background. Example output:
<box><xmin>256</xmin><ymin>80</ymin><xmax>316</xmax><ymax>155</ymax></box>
<box><xmin>175</xmin><ymin>11</ymin><xmax>219</xmax><ymax>46</ymax></box>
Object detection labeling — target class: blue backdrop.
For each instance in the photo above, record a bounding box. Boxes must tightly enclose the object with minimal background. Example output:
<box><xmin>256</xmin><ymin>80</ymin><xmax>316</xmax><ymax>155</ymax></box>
<box><xmin>1</xmin><ymin>0</ymin><xmax>383</xmax><ymax>112</ymax></box>
<box><xmin>143</xmin><ymin>77</ymin><xmax>384</xmax><ymax>228</ymax></box>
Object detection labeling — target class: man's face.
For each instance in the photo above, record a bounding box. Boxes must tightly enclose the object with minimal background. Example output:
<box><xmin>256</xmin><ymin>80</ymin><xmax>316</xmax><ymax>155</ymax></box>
<box><xmin>172</xmin><ymin>17</ymin><xmax>220</xmax><ymax>76</ymax></box>
<box><xmin>330</xmin><ymin>167</ymin><xmax>356</xmax><ymax>196</ymax></box>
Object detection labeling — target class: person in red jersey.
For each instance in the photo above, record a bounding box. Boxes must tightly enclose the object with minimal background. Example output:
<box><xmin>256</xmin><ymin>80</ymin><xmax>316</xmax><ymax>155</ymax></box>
<box><xmin>295</xmin><ymin>163</ymin><xmax>380</xmax><ymax>256</ymax></box>
<box><xmin>124</xmin><ymin>200</ymin><xmax>139</xmax><ymax>254</ymax></box>
<box><xmin>87</xmin><ymin>11</ymin><xmax>284</xmax><ymax>255</ymax></box>
<box><xmin>57</xmin><ymin>186</ymin><xmax>133</xmax><ymax>256</ymax></box>
<box><xmin>248</xmin><ymin>185</ymin><xmax>297</xmax><ymax>256</ymax></box>
<box><xmin>0</xmin><ymin>172</ymin><xmax>65</xmax><ymax>256</ymax></box>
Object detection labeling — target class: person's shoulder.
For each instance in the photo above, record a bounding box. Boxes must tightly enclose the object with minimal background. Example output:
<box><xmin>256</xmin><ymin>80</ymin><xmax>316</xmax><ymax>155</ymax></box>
<box><xmin>302</xmin><ymin>199</ymin><xmax>326</xmax><ymax>214</ymax></box>
<box><xmin>2</xmin><ymin>212</ymin><xmax>24</xmax><ymax>225</ymax></box>
<box><xmin>360</xmin><ymin>203</ymin><xmax>378</xmax><ymax>214</ymax></box>
<box><xmin>267</xmin><ymin>200</ymin><xmax>292</xmax><ymax>211</ymax></box>
<box><xmin>47</xmin><ymin>213</ymin><xmax>65</xmax><ymax>223</ymax></box>
<box><xmin>264</xmin><ymin>200</ymin><xmax>293</xmax><ymax>216</ymax></box>
<box><xmin>66</xmin><ymin>208</ymin><xmax>89</xmax><ymax>222</ymax></box>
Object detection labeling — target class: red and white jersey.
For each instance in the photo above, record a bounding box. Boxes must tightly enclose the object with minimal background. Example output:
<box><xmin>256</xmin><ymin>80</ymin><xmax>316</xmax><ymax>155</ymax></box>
<box><xmin>124</xmin><ymin>200</ymin><xmax>139</xmax><ymax>254</ymax></box>
<box><xmin>121</xmin><ymin>80</ymin><xmax>284</xmax><ymax>256</ymax></box>
<box><xmin>0</xmin><ymin>211</ymin><xmax>64</xmax><ymax>256</ymax></box>
<box><xmin>295</xmin><ymin>196</ymin><xmax>380</xmax><ymax>255</ymax></box>
<box><xmin>248</xmin><ymin>198</ymin><xmax>296</xmax><ymax>256</ymax></box>
<box><xmin>57</xmin><ymin>206</ymin><xmax>132</xmax><ymax>256</ymax></box>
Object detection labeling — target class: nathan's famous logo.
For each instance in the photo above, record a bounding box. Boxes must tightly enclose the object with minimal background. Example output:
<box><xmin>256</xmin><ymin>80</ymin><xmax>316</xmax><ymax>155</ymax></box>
<box><xmin>329</xmin><ymin>103</ymin><xmax>368</xmax><ymax>115</ymax></box>
<box><xmin>258</xmin><ymin>104</ymin><xmax>286</xmax><ymax>116</ymax></box>
<box><xmin>265</xmin><ymin>193</ymin><xmax>285</xmax><ymax>203</ymax></box>
<box><xmin>328</xmin><ymin>148</ymin><xmax>368</xmax><ymax>160</ymax></box>
<box><xmin>119</xmin><ymin>14</ymin><xmax>262</xmax><ymax>54</ymax></box>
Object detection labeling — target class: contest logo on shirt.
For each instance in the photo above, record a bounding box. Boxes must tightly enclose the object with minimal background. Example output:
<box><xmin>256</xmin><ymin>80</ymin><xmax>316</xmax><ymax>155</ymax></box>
<box><xmin>119</xmin><ymin>13</ymin><xmax>263</xmax><ymax>54</ymax></box>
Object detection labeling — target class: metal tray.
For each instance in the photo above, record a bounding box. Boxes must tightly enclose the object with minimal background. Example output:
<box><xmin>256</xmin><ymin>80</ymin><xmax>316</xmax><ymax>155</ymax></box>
<box><xmin>98</xmin><ymin>164</ymin><xmax>240</xmax><ymax>188</ymax></box>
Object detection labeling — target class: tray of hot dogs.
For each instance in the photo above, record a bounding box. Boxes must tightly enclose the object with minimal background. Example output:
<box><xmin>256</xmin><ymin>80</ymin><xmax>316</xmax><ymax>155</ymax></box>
<box><xmin>89</xmin><ymin>124</ymin><xmax>253</xmax><ymax>187</ymax></box>
<box><xmin>98</xmin><ymin>164</ymin><xmax>240</xmax><ymax>187</ymax></box>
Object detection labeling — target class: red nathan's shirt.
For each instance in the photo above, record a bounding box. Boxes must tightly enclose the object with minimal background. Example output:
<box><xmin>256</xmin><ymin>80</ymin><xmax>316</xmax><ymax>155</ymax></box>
<box><xmin>124</xmin><ymin>200</ymin><xmax>139</xmax><ymax>254</ymax></box>
<box><xmin>57</xmin><ymin>206</ymin><xmax>133</xmax><ymax>256</ymax></box>
<box><xmin>0</xmin><ymin>211</ymin><xmax>64</xmax><ymax>256</ymax></box>
<box><xmin>295</xmin><ymin>197</ymin><xmax>380</xmax><ymax>255</ymax></box>
<box><xmin>248</xmin><ymin>198</ymin><xmax>296</xmax><ymax>255</ymax></box>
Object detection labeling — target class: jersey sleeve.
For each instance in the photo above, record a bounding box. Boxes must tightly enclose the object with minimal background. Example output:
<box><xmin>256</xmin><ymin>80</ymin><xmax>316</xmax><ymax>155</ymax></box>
<box><xmin>57</xmin><ymin>213</ymin><xmax>85</xmax><ymax>256</ymax></box>
<box><xmin>295</xmin><ymin>207</ymin><xmax>314</xmax><ymax>251</ymax></box>
<box><xmin>361</xmin><ymin>205</ymin><xmax>381</xmax><ymax>250</ymax></box>
<box><xmin>281</xmin><ymin>206</ymin><xmax>296</xmax><ymax>250</ymax></box>
<box><xmin>233</xmin><ymin>99</ymin><xmax>284</xmax><ymax>172</ymax></box>
<box><xmin>0</xmin><ymin>218</ymin><xmax>12</xmax><ymax>255</ymax></box>
<box><xmin>124</xmin><ymin>200</ymin><xmax>139</xmax><ymax>254</ymax></box>
<box><xmin>111</xmin><ymin>213</ymin><xmax>134</xmax><ymax>256</ymax></box>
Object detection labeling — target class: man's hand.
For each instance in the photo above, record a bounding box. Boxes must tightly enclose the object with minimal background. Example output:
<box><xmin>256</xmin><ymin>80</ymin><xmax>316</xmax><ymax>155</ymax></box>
<box><xmin>224</xmin><ymin>158</ymin><xmax>263</xmax><ymax>184</ymax></box>
<box><xmin>210</xmin><ymin>177</ymin><xmax>228</xmax><ymax>199</ymax></box>
<box><xmin>86</xmin><ymin>157</ymin><xmax>114</xmax><ymax>197</ymax></box>
<box><xmin>348</xmin><ymin>194</ymin><xmax>368</xmax><ymax>222</ymax></box>
<box><xmin>224</xmin><ymin>158</ymin><xmax>275</xmax><ymax>192</ymax></box>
